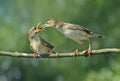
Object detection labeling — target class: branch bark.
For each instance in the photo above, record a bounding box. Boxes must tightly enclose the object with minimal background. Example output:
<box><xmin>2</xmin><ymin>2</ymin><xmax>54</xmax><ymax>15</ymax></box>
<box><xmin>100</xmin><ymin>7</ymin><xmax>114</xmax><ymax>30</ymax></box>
<box><xmin>0</xmin><ymin>48</ymin><xmax>120</xmax><ymax>58</ymax></box>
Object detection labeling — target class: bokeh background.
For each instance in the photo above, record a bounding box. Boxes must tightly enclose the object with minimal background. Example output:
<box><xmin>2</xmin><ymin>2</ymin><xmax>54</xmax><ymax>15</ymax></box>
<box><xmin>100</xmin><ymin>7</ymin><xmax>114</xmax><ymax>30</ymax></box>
<box><xmin>0</xmin><ymin>0</ymin><xmax>120</xmax><ymax>81</ymax></box>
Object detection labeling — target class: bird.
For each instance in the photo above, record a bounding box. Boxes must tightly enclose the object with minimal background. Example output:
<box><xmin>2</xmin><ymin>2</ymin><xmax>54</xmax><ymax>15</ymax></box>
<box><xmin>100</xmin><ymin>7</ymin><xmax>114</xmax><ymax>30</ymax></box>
<box><xmin>42</xmin><ymin>19</ymin><xmax>105</xmax><ymax>56</ymax></box>
<box><xmin>28</xmin><ymin>23</ymin><xmax>56</xmax><ymax>57</ymax></box>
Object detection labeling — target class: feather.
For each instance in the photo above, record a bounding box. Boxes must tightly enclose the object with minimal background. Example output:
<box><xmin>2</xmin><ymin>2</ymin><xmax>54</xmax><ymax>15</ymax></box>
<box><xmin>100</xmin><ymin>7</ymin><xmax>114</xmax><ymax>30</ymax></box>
<box><xmin>40</xmin><ymin>37</ymin><xmax>54</xmax><ymax>49</ymax></box>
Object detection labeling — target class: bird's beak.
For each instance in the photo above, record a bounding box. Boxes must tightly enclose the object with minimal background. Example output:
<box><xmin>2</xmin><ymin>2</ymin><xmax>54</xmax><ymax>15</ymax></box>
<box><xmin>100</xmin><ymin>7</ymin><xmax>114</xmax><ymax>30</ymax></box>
<box><xmin>41</xmin><ymin>24</ymin><xmax>52</xmax><ymax>29</ymax></box>
<box><xmin>36</xmin><ymin>27</ymin><xmax>43</xmax><ymax>33</ymax></box>
<box><xmin>36</xmin><ymin>22</ymin><xmax>44</xmax><ymax>33</ymax></box>
<box><xmin>41</xmin><ymin>24</ymin><xmax>46</xmax><ymax>29</ymax></box>
<box><xmin>37</xmin><ymin>22</ymin><xmax>41</xmax><ymax>27</ymax></box>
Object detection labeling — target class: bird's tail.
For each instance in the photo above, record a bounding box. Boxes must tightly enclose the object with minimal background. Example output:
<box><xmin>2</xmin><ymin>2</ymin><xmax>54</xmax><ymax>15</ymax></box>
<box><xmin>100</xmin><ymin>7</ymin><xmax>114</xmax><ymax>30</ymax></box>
<box><xmin>91</xmin><ymin>33</ymin><xmax>105</xmax><ymax>39</ymax></box>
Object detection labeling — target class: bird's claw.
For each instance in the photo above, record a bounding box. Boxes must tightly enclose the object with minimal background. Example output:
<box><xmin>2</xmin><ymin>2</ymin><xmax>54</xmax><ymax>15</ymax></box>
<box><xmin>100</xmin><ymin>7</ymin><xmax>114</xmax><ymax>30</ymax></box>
<box><xmin>73</xmin><ymin>49</ymin><xmax>79</xmax><ymax>57</ymax></box>
<box><xmin>34</xmin><ymin>53</ymin><xmax>39</xmax><ymax>58</ymax></box>
<box><xmin>84</xmin><ymin>49</ymin><xmax>92</xmax><ymax>57</ymax></box>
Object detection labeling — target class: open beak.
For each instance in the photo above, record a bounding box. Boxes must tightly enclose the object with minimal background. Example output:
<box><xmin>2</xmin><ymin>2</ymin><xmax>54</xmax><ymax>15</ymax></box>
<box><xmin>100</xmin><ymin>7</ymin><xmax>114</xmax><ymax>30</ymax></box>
<box><xmin>41</xmin><ymin>24</ymin><xmax>46</xmax><ymax>29</ymax></box>
<box><xmin>37</xmin><ymin>22</ymin><xmax>41</xmax><ymax>27</ymax></box>
<box><xmin>36</xmin><ymin>22</ymin><xmax>43</xmax><ymax>33</ymax></box>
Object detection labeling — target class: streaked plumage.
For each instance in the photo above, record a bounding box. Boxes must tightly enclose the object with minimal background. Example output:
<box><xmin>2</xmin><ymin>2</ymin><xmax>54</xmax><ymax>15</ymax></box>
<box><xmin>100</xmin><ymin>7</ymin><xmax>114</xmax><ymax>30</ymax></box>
<box><xmin>42</xmin><ymin>19</ymin><xmax>104</xmax><ymax>56</ymax></box>
<box><xmin>28</xmin><ymin>23</ymin><xmax>55</xmax><ymax>57</ymax></box>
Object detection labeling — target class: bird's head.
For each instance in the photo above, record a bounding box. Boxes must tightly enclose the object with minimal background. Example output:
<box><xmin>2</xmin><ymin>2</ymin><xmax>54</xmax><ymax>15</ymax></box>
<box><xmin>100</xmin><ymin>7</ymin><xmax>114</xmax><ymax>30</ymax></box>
<box><xmin>42</xmin><ymin>19</ymin><xmax>58</xmax><ymax>28</ymax></box>
<box><xmin>28</xmin><ymin>23</ymin><xmax>44</xmax><ymax>37</ymax></box>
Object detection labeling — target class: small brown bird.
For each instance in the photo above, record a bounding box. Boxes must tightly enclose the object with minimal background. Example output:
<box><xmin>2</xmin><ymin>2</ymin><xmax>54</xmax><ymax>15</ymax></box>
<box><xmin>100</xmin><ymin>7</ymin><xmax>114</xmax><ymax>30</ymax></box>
<box><xmin>28</xmin><ymin>23</ymin><xmax>55</xmax><ymax>57</ymax></box>
<box><xmin>42</xmin><ymin>19</ymin><xmax>104</xmax><ymax>56</ymax></box>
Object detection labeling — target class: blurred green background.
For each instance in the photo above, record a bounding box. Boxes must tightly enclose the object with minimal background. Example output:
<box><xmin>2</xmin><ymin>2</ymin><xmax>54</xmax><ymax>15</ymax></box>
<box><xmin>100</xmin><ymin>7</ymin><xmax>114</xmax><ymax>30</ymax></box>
<box><xmin>0</xmin><ymin>0</ymin><xmax>120</xmax><ymax>81</ymax></box>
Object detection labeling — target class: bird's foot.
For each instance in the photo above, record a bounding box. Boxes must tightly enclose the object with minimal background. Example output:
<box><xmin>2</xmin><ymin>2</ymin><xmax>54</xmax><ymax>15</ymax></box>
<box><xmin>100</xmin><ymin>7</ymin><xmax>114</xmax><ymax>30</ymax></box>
<box><xmin>34</xmin><ymin>52</ymin><xmax>39</xmax><ymax>58</ymax></box>
<box><xmin>84</xmin><ymin>48</ymin><xmax>92</xmax><ymax>57</ymax></box>
<box><xmin>73</xmin><ymin>49</ymin><xmax>79</xmax><ymax>57</ymax></box>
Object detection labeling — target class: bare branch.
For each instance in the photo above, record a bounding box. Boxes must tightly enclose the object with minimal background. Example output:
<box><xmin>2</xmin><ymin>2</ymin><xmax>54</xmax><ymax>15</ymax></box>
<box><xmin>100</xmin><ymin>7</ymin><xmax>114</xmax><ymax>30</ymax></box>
<box><xmin>0</xmin><ymin>48</ymin><xmax>120</xmax><ymax>58</ymax></box>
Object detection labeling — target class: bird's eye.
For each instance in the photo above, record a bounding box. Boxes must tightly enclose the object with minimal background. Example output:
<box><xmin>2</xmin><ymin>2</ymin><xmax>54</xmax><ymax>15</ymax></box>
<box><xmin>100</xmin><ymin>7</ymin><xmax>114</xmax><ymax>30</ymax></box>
<box><xmin>33</xmin><ymin>27</ymin><xmax>36</xmax><ymax>30</ymax></box>
<box><xmin>46</xmin><ymin>22</ymin><xmax>50</xmax><ymax>24</ymax></box>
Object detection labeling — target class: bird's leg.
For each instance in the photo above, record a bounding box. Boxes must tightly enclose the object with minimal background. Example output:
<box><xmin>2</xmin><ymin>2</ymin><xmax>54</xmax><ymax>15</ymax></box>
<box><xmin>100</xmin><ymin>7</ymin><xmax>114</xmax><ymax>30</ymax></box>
<box><xmin>84</xmin><ymin>40</ymin><xmax>92</xmax><ymax>57</ymax></box>
<box><xmin>73</xmin><ymin>48</ymin><xmax>79</xmax><ymax>57</ymax></box>
<box><xmin>87</xmin><ymin>42</ymin><xmax>92</xmax><ymax>56</ymax></box>
<box><xmin>73</xmin><ymin>42</ymin><xmax>82</xmax><ymax>57</ymax></box>
<box><xmin>34</xmin><ymin>52</ymin><xmax>39</xmax><ymax>58</ymax></box>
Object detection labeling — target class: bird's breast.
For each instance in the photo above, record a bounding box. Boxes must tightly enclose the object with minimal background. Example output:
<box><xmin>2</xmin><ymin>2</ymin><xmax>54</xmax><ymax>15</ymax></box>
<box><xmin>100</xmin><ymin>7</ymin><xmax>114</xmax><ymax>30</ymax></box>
<box><xmin>64</xmin><ymin>29</ymin><xmax>88</xmax><ymax>40</ymax></box>
<box><xmin>30</xmin><ymin>40</ymin><xmax>48</xmax><ymax>54</ymax></box>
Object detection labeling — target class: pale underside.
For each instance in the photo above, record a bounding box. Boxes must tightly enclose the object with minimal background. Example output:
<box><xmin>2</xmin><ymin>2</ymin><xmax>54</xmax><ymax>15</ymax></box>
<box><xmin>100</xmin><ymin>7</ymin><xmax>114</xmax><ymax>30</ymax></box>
<box><xmin>56</xmin><ymin>23</ymin><xmax>90</xmax><ymax>44</ymax></box>
<box><xmin>30</xmin><ymin>36</ymin><xmax>50</xmax><ymax>54</ymax></box>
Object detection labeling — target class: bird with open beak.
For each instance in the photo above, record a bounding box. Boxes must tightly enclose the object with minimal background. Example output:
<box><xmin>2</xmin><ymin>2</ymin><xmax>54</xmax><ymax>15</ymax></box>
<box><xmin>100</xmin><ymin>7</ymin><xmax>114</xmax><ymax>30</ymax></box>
<box><xmin>28</xmin><ymin>23</ymin><xmax>56</xmax><ymax>57</ymax></box>
<box><xmin>42</xmin><ymin>19</ymin><xmax>105</xmax><ymax>56</ymax></box>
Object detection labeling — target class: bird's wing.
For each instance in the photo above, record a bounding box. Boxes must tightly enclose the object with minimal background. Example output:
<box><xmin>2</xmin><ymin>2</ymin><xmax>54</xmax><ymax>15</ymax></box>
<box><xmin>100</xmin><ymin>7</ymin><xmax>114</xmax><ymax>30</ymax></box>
<box><xmin>40</xmin><ymin>37</ymin><xmax>54</xmax><ymax>49</ymax></box>
<box><xmin>65</xmin><ymin>23</ymin><xmax>93</xmax><ymax>35</ymax></box>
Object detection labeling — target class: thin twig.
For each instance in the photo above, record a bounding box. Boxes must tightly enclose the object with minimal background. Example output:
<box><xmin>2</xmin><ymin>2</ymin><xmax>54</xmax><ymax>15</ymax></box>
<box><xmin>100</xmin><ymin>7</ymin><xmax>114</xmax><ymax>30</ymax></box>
<box><xmin>0</xmin><ymin>48</ymin><xmax>120</xmax><ymax>58</ymax></box>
